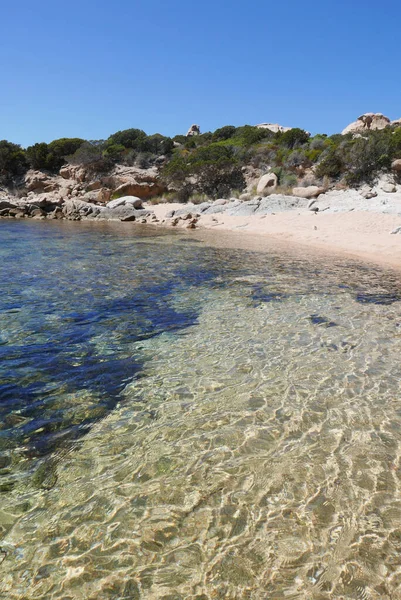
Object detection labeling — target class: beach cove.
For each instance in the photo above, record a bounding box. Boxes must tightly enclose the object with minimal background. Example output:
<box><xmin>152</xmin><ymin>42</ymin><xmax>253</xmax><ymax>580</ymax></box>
<box><xmin>148</xmin><ymin>188</ymin><xmax>401</xmax><ymax>272</ymax></box>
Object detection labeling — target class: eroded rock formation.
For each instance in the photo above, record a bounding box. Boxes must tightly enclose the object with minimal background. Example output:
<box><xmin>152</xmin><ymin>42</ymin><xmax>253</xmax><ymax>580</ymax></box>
<box><xmin>186</xmin><ymin>124</ymin><xmax>201</xmax><ymax>136</ymax></box>
<box><xmin>342</xmin><ymin>113</ymin><xmax>392</xmax><ymax>135</ymax></box>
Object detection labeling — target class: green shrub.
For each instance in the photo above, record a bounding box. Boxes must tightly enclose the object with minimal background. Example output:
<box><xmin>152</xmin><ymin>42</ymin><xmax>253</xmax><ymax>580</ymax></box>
<box><xmin>26</xmin><ymin>143</ymin><xmax>50</xmax><ymax>170</ymax></box>
<box><xmin>315</xmin><ymin>146</ymin><xmax>344</xmax><ymax>179</ymax></box>
<box><xmin>284</xmin><ymin>150</ymin><xmax>307</xmax><ymax>169</ymax></box>
<box><xmin>107</xmin><ymin>128</ymin><xmax>147</xmax><ymax>150</ymax></box>
<box><xmin>275</xmin><ymin>128</ymin><xmax>310</xmax><ymax>149</ymax></box>
<box><xmin>212</xmin><ymin>125</ymin><xmax>237</xmax><ymax>141</ymax></box>
<box><xmin>0</xmin><ymin>140</ymin><xmax>27</xmax><ymax>181</ymax></box>
<box><xmin>390</xmin><ymin>127</ymin><xmax>401</xmax><ymax>157</ymax></box>
<box><xmin>27</xmin><ymin>138</ymin><xmax>85</xmax><ymax>172</ymax></box>
<box><xmin>233</xmin><ymin>125</ymin><xmax>273</xmax><ymax>146</ymax></box>
<box><xmin>103</xmin><ymin>143</ymin><xmax>125</xmax><ymax>161</ymax></box>
<box><xmin>343</xmin><ymin>132</ymin><xmax>392</xmax><ymax>184</ymax></box>
<box><xmin>67</xmin><ymin>141</ymin><xmax>111</xmax><ymax>172</ymax></box>
<box><xmin>162</xmin><ymin>144</ymin><xmax>245</xmax><ymax>199</ymax></box>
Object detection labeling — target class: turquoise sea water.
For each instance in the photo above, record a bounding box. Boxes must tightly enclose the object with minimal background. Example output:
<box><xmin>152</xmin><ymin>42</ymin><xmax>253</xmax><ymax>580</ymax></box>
<box><xmin>1</xmin><ymin>220</ymin><xmax>401</xmax><ymax>599</ymax></box>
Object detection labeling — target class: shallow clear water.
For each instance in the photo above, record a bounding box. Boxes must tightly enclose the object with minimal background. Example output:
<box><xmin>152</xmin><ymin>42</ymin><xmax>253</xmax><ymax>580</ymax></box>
<box><xmin>1</xmin><ymin>220</ymin><xmax>401</xmax><ymax>599</ymax></box>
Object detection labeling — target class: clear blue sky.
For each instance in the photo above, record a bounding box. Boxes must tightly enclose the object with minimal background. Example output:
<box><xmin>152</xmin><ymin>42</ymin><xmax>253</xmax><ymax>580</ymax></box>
<box><xmin>1</xmin><ymin>0</ymin><xmax>400</xmax><ymax>147</ymax></box>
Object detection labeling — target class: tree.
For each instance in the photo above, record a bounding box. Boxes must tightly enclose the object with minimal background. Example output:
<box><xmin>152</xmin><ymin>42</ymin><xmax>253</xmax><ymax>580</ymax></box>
<box><xmin>26</xmin><ymin>138</ymin><xmax>85</xmax><ymax>172</ymax></box>
<box><xmin>212</xmin><ymin>125</ymin><xmax>237</xmax><ymax>141</ymax></box>
<box><xmin>26</xmin><ymin>143</ymin><xmax>51</xmax><ymax>170</ymax></box>
<box><xmin>0</xmin><ymin>140</ymin><xmax>27</xmax><ymax>181</ymax></box>
<box><xmin>162</xmin><ymin>144</ymin><xmax>245</xmax><ymax>199</ymax></box>
<box><xmin>275</xmin><ymin>128</ymin><xmax>310</xmax><ymax>149</ymax></box>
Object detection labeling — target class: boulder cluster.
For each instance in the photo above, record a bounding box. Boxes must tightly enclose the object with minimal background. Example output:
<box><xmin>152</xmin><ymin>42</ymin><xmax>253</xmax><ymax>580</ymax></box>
<box><xmin>342</xmin><ymin>113</ymin><xmax>401</xmax><ymax>135</ymax></box>
<box><xmin>21</xmin><ymin>163</ymin><xmax>166</xmax><ymax>207</ymax></box>
<box><xmin>0</xmin><ymin>195</ymin><xmax>155</xmax><ymax>223</ymax></box>
<box><xmin>0</xmin><ymin>161</ymin><xmax>168</xmax><ymax>222</ymax></box>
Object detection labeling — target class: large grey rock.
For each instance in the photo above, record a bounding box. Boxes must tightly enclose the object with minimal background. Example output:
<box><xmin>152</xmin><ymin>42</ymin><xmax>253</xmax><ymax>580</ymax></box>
<box><xmin>99</xmin><ymin>207</ymin><xmax>153</xmax><ymax>221</ymax></box>
<box><xmin>62</xmin><ymin>199</ymin><xmax>102</xmax><ymax>219</ymax></box>
<box><xmin>195</xmin><ymin>202</ymin><xmax>212</xmax><ymax>213</ymax></box>
<box><xmin>256</xmin><ymin>195</ymin><xmax>305</xmax><ymax>215</ymax></box>
<box><xmin>106</xmin><ymin>196</ymin><xmax>143</xmax><ymax>209</ymax></box>
<box><xmin>203</xmin><ymin>205</ymin><xmax>228</xmax><ymax>215</ymax></box>
<box><xmin>226</xmin><ymin>200</ymin><xmax>260</xmax><ymax>217</ymax></box>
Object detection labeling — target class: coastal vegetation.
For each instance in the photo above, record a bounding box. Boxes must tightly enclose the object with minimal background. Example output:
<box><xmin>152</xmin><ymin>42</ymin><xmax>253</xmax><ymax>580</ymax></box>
<box><xmin>1</xmin><ymin>122</ymin><xmax>401</xmax><ymax>200</ymax></box>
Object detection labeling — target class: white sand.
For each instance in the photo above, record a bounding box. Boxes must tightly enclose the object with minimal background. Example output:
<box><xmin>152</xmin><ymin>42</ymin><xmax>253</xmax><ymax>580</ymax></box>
<box><xmin>148</xmin><ymin>189</ymin><xmax>401</xmax><ymax>271</ymax></box>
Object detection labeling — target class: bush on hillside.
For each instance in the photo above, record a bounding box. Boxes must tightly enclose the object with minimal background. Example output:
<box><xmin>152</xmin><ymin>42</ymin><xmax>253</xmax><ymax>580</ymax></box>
<box><xmin>26</xmin><ymin>138</ymin><xmax>85</xmax><ymax>172</ymax></box>
<box><xmin>107</xmin><ymin>128</ymin><xmax>147</xmax><ymax>150</ymax></box>
<box><xmin>26</xmin><ymin>143</ymin><xmax>50</xmax><ymax>170</ymax></box>
<box><xmin>233</xmin><ymin>125</ymin><xmax>273</xmax><ymax>146</ymax></box>
<box><xmin>274</xmin><ymin>128</ymin><xmax>310</xmax><ymax>149</ymax></box>
<box><xmin>162</xmin><ymin>143</ymin><xmax>245</xmax><ymax>199</ymax></box>
<box><xmin>315</xmin><ymin>145</ymin><xmax>344</xmax><ymax>179</ymax></box>
<box><xmin>343</xmin><ymin>131</ymin><xmax>392</xmax><ymax>184</ymax></box>
<box><xmin>67</xmin><ymin>141</ymin><xmax>112</xmax><ymax>172</ymax></box>
<box><xmin>0</xmin><ymin>140</ymin><xmax>27</xmax><ymax>182</ymax></box>
<box><xmin>212</xmin><ymin>125</ymin><xmax>237</xmax><ymax>142</ymax></box>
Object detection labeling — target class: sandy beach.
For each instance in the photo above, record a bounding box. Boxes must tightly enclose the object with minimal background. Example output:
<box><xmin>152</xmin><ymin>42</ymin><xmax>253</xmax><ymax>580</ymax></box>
<box><xmin>148</xmin><ymin>189</ymin><xmax>401</xmax><ymax>271</ymax></box>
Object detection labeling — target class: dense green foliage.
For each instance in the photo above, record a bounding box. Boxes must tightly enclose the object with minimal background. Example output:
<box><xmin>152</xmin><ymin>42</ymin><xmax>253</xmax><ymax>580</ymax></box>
<box><xmin>316</xmin><ymin>128</ymin><xmax>401</xmax><ymax>184</ymax></box>
<box><xmin>26</xmin><ymin>138</ymin><xmax>85</xmax><ymax>171</ymax></box>
<box><xmin>163</xmin><ymin>144</ymin><xmax>246</xmax><ymax>201</ymax></box>
<box><xmin>161</xmin><ymin>125</ymin><xmax>312</xmax><ymax>198</ymax></box>
<box><xmin>0</xmin><ymin>140</ymin><xmax>27</xmax><ymax>181</ymax></box>
<box><xmin>1</xmin><ymin>123</ymin><xmax>401</xmax><ymax>197</ymax></box>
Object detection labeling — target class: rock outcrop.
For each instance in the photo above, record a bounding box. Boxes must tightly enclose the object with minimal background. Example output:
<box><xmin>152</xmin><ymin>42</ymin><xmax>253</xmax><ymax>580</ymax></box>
<box><xmin>292</xmin><ymin>186</ymin><xmax>324</xmax><ymax>199</ymax></box>
<box><xmin>391</xmin><ymin>159</ymin><xmax>401</xmax><ymax>172</ymax></box>
<box><xmin>21</xmin><ymin>164</ymin><xmax>167</xmax><ymax>206</ymax></box>
<box><xmin>256</xmin><ymin>123</ymin><xmax>292</xmax><ymax>133</ymax></box>
<box><xmin>256</xmin><ymin>172</ymin><xmax>278</xmax><ymax>194</ymax></box>
<box><xmin>0</xmin><ymin>195</ymin><xmax>155</xmax><ymax>223</ymax></box>
<box><xmin>342</xmin><ymin>113</ymin><xmax>391</xmax><ymax>135</ymax></box>
<box><xmin>186</xmin><ymin>124</ymin><xmax>200</xmax><ymax>137</ymax></box>
<box><xmin>62</xmin><ymin>199</ymin><xmax>102</xmax><ymax>219</ymax></box>
<box><xmin>106</xmin><ymin>196</ymin><xmax>143</xmax><ymax>210</ymax></box>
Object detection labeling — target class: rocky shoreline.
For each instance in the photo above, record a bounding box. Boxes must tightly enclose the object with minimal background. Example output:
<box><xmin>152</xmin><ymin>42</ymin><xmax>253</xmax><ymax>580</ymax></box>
<box><xmin>2</xmin><ymin>154</ymin><xmax>401</xmax><ymax>271</ymax></box>
<box><xmin>2</xmin><ymin>185</ymin><xmax>401</xmax><ymax>229</ymax></box>
<box><xmin>0</xmin><ymin>195</ymin><xmax>156</xmax><ymax>223</ymax></box>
